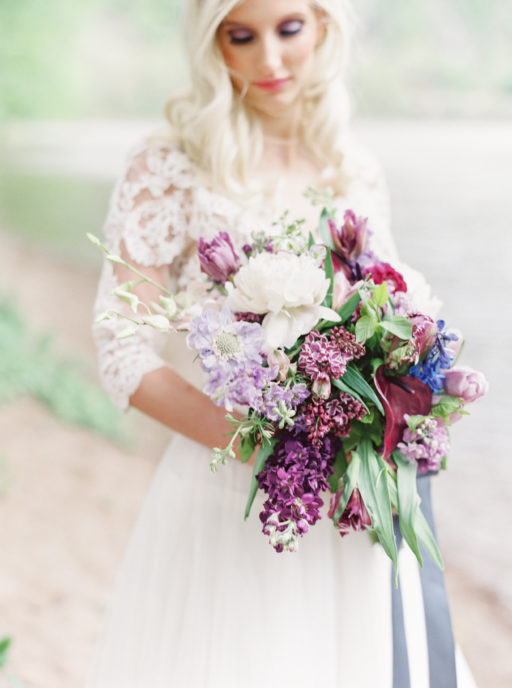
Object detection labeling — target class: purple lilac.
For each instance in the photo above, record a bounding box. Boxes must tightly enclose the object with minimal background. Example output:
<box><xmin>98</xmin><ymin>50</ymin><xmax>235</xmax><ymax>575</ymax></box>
<box><xmin>295</xmin><ymin>394</ymin><xmax>366</xmax><ymax>448</ymax></box>
<box><xmin>397</xmin><ymin>415</ymin><xmax>450</xmax><ymax>474</ymax></box>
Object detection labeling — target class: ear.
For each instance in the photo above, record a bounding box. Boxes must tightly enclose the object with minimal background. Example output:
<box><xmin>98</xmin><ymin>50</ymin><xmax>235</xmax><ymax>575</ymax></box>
<box><xmin>314</xmin><ymin>8</ymin><xmax>328</xmax><ymax>47</ymax></box>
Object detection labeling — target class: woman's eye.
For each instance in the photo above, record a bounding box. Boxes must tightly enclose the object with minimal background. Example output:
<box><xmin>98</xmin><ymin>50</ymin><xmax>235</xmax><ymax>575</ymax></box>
<box><xmin>279</xmin><ymin>19</ymin><xmax>304</xmax><ymax>37</ymax></box>
<box><xmin>229</xmin><ymin>29</ymin><xmax>254</xmax><ymax>45</ymax></box>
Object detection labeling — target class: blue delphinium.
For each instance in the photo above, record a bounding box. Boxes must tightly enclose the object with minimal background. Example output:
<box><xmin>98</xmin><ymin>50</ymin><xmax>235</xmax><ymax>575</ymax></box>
<box><xmin>409</xmin><ymin>319</ymin><xmax>458</xmax><ymax>393</ymax></box>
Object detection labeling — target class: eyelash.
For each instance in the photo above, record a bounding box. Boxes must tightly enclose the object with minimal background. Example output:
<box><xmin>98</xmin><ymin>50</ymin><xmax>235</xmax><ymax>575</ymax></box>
<box><xmin>229</xmin><ymin>20</ymin><xmax>304</xmax><ymax>45</ymax></box>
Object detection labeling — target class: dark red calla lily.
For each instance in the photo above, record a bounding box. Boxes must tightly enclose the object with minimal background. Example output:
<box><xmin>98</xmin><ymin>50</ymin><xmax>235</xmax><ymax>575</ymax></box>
<box><xmin>374</xmin><ymin>366</ymin><xmax>432</xmax><ymax>462</ymax></box>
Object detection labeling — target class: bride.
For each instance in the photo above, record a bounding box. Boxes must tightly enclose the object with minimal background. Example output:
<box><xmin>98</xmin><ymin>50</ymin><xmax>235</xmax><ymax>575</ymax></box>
<box><xmin>88</xmin><ymin>0</ymin><xmax>478</xmax><ymax>686</ymax></box>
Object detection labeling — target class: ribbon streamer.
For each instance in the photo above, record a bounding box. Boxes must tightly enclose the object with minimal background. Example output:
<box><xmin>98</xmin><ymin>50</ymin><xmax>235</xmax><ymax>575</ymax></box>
<box><xmin>392</xmin><ymin>474</ymin><xmax>458</xmax><ymax>688</ymax></box>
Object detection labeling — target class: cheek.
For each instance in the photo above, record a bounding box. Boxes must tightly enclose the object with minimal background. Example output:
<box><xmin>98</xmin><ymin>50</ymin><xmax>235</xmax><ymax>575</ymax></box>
<box><xmin>287</xmin><ymin>34</ymin><xmax>318</xmax><ymax>70</ymax></box>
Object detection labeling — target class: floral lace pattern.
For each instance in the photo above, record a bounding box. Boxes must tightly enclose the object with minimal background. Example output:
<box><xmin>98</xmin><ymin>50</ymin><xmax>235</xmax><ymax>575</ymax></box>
<box><xmin>92</xmin><ymin>136</ymin><xmax>437</xmax><ymax>411</ymax></box>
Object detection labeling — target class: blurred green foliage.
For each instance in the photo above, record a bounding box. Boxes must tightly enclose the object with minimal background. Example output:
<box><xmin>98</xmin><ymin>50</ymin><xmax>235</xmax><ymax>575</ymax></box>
<box><xmin>0</xmin><ymin>298</ymin><xmax>128</xmax><ymax>442</ymax></box>
<box><xmin>0</xmin><ymin>170</ymin><xmax>110</xmax><ymax>265</ymax></box>
<box><xmin>1</xmin><ymin>0</ymin><xmax>510</xmax><ymax>119</ymax></box>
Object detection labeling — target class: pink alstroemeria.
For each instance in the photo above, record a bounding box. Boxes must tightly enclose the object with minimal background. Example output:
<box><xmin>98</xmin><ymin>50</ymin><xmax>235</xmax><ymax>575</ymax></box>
<box><xmin>374</xmin><ymin>366</ymin><xmax>433</xmax><ymax>461</ymax></box>
<box><xmin>198</xmin><ymin>231</ymin><xmax>240</xmax><ymax>283</ymax></box>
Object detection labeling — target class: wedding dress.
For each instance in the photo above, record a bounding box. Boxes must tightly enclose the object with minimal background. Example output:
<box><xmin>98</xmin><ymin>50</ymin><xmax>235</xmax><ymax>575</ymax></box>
<box><xmin>87</xmin><ymin>135</ymin><xmax>478</xmax><ymax>688</ymax></box>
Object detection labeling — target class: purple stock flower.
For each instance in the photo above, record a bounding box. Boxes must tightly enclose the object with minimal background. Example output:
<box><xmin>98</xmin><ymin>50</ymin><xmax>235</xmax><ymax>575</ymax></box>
<box><xmin>257</xmin><ymin>431</ymin><xmax>338</xmax><ymax>552</ymax></box>
<box><xmin>198</xmin><ymin>231</ymin><xmax>240</xmax><ymax>283</ymax></box>
<box><xmin>397</xmin><ymin>414</ymin><xmax>450</xmax><ymax>474</ymax></box>
<box><xmin>328</xmin><ymin>487</ymin><xmax>372</xmax><ymax>537</ymax></box>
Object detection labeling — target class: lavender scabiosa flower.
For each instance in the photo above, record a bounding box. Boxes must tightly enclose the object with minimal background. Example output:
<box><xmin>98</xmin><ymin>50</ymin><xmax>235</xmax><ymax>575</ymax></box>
<box><xmin>328</xmin><ymin>487</ymin><xmax>372</xmax><ymax>537</ymax></box>
<box><xmin>257</xmin><ymin>432</ymin><xmax>338</xmax><ymax>552</ymax></box>
<box><xmin>296</xmin><ymin>394</ymin><xmax>366</xmax><ymax>448</ymax></box>
<box><xmin>409</xmin><ymin>320</ymin><xmax>458</xmax><ymax>393</ymax></box>
<box><xmin>198</xmin><ymin>232</ymin><xmax>240</xmax><ymax>283</ymax></box>
<box><xmin>299</xmin><ymin>330</ymin><xmax>350</xmax><ymax>398</ymax></box>
<box><xmin>187</xmin><ymin>306</ymin><xmax>277</xmax><ymax>410</ymax></box>
<box><xmin>397</xmin><ymin>414</ymin><xmax>450</xmax><ymax>474</ymax></box>
<box><xmin>187</xmin><ymin>306</ymin><xmax>264</xmax><ymax>372</ymax></box>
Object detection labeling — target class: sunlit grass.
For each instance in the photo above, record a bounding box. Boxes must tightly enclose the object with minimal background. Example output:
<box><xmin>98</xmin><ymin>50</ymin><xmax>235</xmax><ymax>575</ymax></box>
<box><xmin>0</xmin><ymin>299</ymin><xmax>128</xmax><ymax>442</ymax></box>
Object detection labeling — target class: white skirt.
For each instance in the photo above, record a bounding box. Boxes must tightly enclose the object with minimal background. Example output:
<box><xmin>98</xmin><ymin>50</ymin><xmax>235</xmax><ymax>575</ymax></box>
<box><xmin>85</xmin><ymin>432</ymin><xmax>478</xmax><ymax>688</ymax></box>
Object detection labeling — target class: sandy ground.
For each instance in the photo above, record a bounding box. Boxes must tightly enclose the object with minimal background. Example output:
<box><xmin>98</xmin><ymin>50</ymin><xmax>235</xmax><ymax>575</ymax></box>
<box><xmin>1</xmin><ymin>119</ymin><xmax>512</xmax><ymax>686</ymax></box>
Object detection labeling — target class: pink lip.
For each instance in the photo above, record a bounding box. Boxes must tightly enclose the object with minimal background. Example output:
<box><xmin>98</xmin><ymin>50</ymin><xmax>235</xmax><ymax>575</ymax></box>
<box><xmin>253</xmin><ymin>77</ymin><xmax>291</xmax><ymax>92</ymax></box>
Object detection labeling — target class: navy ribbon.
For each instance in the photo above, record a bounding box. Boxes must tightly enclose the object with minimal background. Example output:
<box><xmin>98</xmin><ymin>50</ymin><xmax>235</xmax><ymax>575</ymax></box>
<box><xmin>391</xmin><ymin>474</ymin><xmax>458</xmax><ymax>688</ymax></box>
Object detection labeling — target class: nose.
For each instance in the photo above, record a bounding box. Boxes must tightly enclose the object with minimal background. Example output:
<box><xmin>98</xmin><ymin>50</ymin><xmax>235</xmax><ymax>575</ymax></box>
<box><xmin>258</xmin><ymin>34</ymin><xmax>283</xmax><ymax>75</ymax></box>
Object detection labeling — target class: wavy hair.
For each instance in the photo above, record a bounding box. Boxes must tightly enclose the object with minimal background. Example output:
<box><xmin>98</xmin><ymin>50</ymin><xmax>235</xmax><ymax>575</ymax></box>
<box><xmin>164</xmin><ymin>0</ymin><xmax>354</xmax><ymax>199</ymax></box>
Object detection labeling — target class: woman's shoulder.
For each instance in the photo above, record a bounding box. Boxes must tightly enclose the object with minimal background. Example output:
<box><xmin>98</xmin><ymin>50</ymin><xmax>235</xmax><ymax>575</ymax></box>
<box><xmin>122</xmin><ymin>131</ymin><xmax>198</xmax><ymax>195</ymax></box>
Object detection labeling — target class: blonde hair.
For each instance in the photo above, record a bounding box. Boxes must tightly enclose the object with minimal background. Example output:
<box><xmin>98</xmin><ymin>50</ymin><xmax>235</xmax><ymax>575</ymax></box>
<box><xmin>164</xmin><ymin>0</ymin><xmax>354</xmax><ymax>199</ymax></box>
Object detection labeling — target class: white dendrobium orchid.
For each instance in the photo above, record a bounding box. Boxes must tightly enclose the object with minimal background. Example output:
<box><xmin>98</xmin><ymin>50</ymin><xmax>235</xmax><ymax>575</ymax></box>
<box><xmin>226</xmin><ymin>252</ymin><xmax>340</xmax><ymax>349</ymax></box>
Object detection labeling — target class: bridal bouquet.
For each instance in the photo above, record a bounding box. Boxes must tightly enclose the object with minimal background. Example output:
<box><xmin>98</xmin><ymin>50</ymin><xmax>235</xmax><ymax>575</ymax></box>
<box><xmin>89</xmin><ymin>207</ymin><xmax>487</xmax><ymax>573</ymax></box>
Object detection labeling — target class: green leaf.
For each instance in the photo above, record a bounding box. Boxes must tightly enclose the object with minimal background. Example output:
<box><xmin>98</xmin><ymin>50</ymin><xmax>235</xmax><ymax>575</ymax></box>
<box><xmin>239</xmin><ymin>434</ymin><xmax>257</xmax><ymax>464</ymax></box>
<box><xmin>431</xmin><ymin>395</ymin><xmax>463</xmax><ymax>419</ymax></box>
<box><xmin>244</xmin><ymin>439</ymin><xmax>277</xmax><ymax>520</ymax></box>
<box><xmin>317</xmin><ymin>207</ymin><xmax>335</xmax><ymax>249</ymax></box>
<box><xmin>394</xmin><ymin>451</ymin><xmax>422</xmax><ymax>566</ymax></box>
<box><xmin>308</xmin><ymin>231</ymin><xmax>315</xmax><ymax>248</ymax></box>
<box><xmin>357</xmin><ymin>439</ymin><xmax>398</xmax><ymax>570</ymax></box>
<box><xmin>323</xmin><ymin>249</ymin><xmax>335</xmax><ymax>309</ymax></box>
<box><xmin>0</xmin><ymin>637</ymin><xmax>11</xmax><ymax>668</ymax></box>
<box><xmin>338</xmin><ymin>291</ymin><xmax>361</xmax><ymax>323</ymax></box>
<box><xmin>380</xmin><ymin>316</ymin><xmax>413</xmax><ymax>340</ymax></box>
<box><xmin>373</xmin><ymin>283</ymin><xmax>389</xmax><ymax>307</ymax></box>
<box><xmin>415</xmin><ymin>509</ymin><xmax>444</xmax><ymax>570</ymax></box>
<box><xmin>328</xmin><ymin>446</ymin><xmax>349</xmax><ymax>493</ymax></box>
<box><xmin>355</xmin><ymin>315</ymin><xmax>377</xmax><ymax>343</ymax></box>
<box><xmin>333</xmin><ymin>450</ymin><xmax>360</xmax><ymax>521</ymax></box>
<box><xmin>332</xmin><ymin>377</ymin><xmax>369</xmax><ymax>413</ymax></box>
<box><xmin>342</xmin><ymin>364</ymin><xmax>385</xmax><ymax>415</ymax></box>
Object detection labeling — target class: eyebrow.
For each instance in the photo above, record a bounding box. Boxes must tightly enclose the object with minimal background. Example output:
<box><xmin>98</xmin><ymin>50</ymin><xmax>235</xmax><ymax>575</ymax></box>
<box><xmin>220</xmin><ymin>14</ymin><xmax>306</xmax><ymax>28</ymax></box>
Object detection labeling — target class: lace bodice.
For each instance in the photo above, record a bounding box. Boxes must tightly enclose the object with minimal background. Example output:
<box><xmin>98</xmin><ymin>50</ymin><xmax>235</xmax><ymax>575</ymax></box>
<box><xmin>92</xmin><ymin>135</ymin><xmax>439</xmax><ymax>411</ymax></box>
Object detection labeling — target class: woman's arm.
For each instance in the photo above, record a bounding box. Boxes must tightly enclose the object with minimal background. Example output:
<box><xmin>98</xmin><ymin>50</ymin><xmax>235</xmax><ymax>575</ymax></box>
<box><xmin>129</xmin><ymin>365</ymin><xmax>235</xmax><ymax>452</ymax></box>
<box><xmin>111</xmin><ymin>248</ymin><xmax>246</xmax><ymax>460</ymax></box>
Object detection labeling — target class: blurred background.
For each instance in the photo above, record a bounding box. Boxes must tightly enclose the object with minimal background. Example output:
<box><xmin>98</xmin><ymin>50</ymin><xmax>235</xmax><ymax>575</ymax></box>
<box><xmin>0</xmin><ymin>0</ymin><xmax>511</xmax><ymax>686</ymax></box>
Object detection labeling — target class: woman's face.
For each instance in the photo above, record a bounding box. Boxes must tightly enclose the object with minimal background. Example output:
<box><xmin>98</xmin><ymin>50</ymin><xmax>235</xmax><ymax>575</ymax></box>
<box><xmin>217</xmin><ymin>0</ymin><xmax>325</xmax><ymax>119</ymax></box>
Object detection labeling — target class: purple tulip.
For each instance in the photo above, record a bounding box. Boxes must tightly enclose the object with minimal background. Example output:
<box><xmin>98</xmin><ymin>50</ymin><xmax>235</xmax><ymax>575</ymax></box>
<box><xmin>443</xmin><ymin>366</ymin><xmax>489</xmax><ymax>403</ymax></box>
<box><xmin>198</xmin><ymin>231</ymin><xmax>240</xmax><ymax>283</ymax></box>
<box><xmin>328</xmin><ymin>210</ymin><xmax>369</xmax><ymax>262</ymax></box>
<box><xmin>328</xmin><ymin>487</ymin><xmax>372</xmax><ymax>537</ymax></box>
<box><xmin>409</xmin><ymin>312</ymin><xmax>438</xmax><ymax>359</ymax></box>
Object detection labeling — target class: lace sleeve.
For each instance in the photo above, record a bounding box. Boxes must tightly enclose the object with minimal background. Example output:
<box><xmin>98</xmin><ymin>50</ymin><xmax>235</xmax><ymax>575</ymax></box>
<box><xmin>92</xmin><ymin>141</ymin><xmax>195</xmax><ymax>411</ymax></box>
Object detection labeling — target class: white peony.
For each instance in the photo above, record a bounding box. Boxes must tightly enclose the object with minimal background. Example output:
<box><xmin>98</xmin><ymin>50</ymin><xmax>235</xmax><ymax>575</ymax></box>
<box><xmin>226</xmin><ymin>252</ymin><xmax>340</xmax><ymax>349</ymax></box>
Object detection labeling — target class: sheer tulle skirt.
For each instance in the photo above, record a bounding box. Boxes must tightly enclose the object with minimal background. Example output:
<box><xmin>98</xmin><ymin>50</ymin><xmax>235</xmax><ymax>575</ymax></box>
<box><xmin>85</xmin><ymin>433</ymin><xmax>478</xmax><ymax>688</ymax></box>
